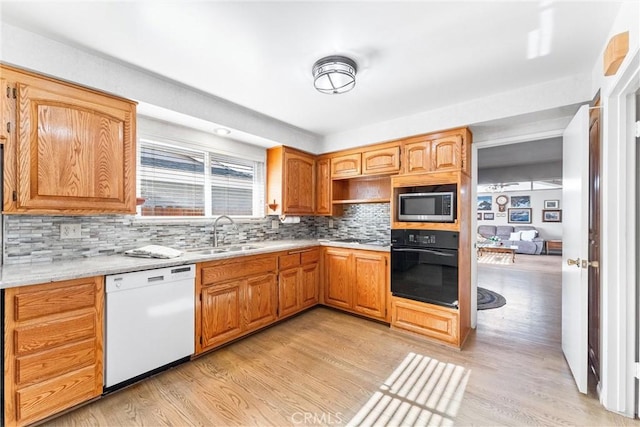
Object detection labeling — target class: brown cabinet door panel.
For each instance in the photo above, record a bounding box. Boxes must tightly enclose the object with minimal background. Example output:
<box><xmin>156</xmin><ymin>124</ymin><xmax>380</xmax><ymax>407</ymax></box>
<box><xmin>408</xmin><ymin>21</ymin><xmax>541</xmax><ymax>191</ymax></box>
<box><xmin>324</xmin><ymin>249</ymin><xmax>353</xmax><ymax>309</ymax></box>
<box><xmin>353</xmin><ymin>253</ymin><xmax>387</xmax><ymax>319</ymax></box>
<box><xmin>201</xmin><ymin>281</ymin><xmax>244</xmax><ymax>349</ymax></box>
<box><xmin>300</xmin><ymin>263</ymin><xmax>319</xmax><ymax>308</ymax></box>
<box><xmin>331</xmin><ymin>153</ymin><xmax>361</xmax><ymax>178</ymax></box>
<box><xmin>430</xmin><ymin>135</ymin><xmax>462</xmax><ymax>172</ymax></box>
<box><xmin>283</xmin><ymin>150</ymin><xmax>315</xmax><ymax>213</ymax></box>
<box><xmin>245</xmin><ymin>274</ymin><xmax>278</xmax><ymax>330</ymax></box>
<box><xmin>278</xmin><ymin>268</ymin><xmax>301</xmax><ymax>317</ymax></box>
<box><xmin>316</xmin><ymin>158</ymin><xmax>332</xmax><ymax>215</ymax></box>
<box><xmin>362</xmin><ymin>146</ymin><xmax>400</xmax><ymax>175</ymax></box>
<box><xmin>403</xmin><ymin>140</ymin><xmax>431</xmax><ymax>174</ymax></box>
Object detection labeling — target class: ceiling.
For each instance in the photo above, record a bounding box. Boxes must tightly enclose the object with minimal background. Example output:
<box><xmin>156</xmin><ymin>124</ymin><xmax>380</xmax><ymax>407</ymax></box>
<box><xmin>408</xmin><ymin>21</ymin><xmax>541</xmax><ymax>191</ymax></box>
<box><xmin>0</xmin><ymin>0</ymin><xmax>623</xmax><ymax>140</ymax></box>
<box><xmin>478</xmin><ymin>137</ymin><xmax>562</xmax><ymax>169</ymax></box>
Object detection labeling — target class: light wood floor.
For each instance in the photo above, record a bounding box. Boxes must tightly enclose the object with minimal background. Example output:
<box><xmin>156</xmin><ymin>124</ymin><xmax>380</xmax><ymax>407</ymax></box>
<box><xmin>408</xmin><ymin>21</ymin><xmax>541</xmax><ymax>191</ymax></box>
<box><xmin>43</xmin><ymin>254</ymin><xmax>638</xmax><ymax>426</ymax></box>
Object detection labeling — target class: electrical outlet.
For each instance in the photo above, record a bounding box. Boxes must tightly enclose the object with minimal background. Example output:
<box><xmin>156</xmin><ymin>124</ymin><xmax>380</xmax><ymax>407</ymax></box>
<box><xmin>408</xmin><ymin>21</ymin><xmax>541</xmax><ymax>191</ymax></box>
<box><xmin>328</xmin><ymin>219</ymin><xmax>334</xmax><ymax>229</ymax></box>
<box><xmin>271</xmin><ymin>220</ymin><xmax>279</xmax><ymax>230</ymax></box>
<box><xmin>60</xmin><ymin>223</ymin><xmax>81</xmax><ymax>239</ymax></box>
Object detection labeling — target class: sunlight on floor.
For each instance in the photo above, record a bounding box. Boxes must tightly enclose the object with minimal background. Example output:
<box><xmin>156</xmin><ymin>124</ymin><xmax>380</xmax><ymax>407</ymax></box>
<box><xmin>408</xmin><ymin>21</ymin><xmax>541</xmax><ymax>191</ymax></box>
<box><xmin>347</xmin><ymin>352</ymin><xmax>470</xmax><ymax>427</ymax></box>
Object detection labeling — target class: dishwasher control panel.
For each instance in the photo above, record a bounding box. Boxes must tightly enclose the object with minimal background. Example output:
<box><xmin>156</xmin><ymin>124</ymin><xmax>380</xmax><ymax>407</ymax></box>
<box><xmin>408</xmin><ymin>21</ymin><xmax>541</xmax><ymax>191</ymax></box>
<box><xmin>106</xmin><ymin>264</ymin><xmax>195</xmax><ymax>292</ymax></box>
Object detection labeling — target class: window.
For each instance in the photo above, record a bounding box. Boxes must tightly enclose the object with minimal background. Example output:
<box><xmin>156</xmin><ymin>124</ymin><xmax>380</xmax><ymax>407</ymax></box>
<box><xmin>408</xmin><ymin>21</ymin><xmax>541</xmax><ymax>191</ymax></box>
<box><xmin>138</xmin><ymin>139</ymin><xmax>265</xmax><ymax>218</ymax></box>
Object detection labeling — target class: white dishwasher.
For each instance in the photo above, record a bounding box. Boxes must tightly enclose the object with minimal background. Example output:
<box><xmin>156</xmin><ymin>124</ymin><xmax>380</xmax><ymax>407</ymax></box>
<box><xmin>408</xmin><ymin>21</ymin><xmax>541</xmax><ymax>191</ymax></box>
<box><xmin>105</xmin><ymin>264</ymin><xmax>195</xmax><ymax>390</ymax></box>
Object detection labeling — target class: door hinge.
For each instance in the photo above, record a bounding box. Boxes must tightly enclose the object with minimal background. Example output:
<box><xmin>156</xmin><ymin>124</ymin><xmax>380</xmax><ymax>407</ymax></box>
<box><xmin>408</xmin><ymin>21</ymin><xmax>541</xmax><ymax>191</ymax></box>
<box><xmin>5</xmin><ymin>86</ymin><xmax>9</xmax><ymax>98</ymax></box>
<box><xmin>635</xmin><ymin>121</ymin><xmax>640</xmax><ymax>138</ymax></box>
<box><xmin>6</xmin><ymin>122</ymin><xmax>10</xmax><ymax>134</ymax></box>
<box><xmin>12</xmin><ymin>191</ymin><xmax>17</xmax><ymax>202</ymax></box>
<box><xmin>199</xmin><ymin>336</ymin><xmax>202</xmax><ymax>345</ymax></box>
<box><xmin>634</xmin><ymin>362</ymin><xmax>640</xmax><ymax>379</ymax></box>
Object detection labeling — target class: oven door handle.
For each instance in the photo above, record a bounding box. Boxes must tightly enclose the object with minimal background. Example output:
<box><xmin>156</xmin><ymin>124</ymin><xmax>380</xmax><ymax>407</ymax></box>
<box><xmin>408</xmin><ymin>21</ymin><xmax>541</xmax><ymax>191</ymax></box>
<box><xmin>392</xmin><ymin>247</ymin><xmax>455</xmax><ymax>257</ymax></box>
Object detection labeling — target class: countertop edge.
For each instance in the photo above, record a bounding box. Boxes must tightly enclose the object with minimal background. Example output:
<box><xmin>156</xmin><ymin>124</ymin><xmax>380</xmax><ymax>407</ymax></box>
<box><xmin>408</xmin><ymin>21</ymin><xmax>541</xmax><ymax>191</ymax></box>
<box><xmin>0</xmin><ymin>240</ymin><xmax>389</xmax><ymax>289</ymax></box>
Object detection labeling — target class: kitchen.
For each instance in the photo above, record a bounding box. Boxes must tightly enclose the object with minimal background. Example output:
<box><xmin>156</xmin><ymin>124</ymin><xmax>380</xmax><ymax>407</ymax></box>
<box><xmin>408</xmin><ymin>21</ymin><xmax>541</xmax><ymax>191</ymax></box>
<box><xmin>1</xmin><ymin>1</ymin><xmax>639</xmax><ymax>426</ymax></box>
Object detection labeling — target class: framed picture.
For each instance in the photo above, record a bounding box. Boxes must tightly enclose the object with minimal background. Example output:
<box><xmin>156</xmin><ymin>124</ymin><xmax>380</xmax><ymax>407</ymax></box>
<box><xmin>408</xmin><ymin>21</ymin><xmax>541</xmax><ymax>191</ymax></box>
<box><xmin>477</xmin><ymin>195</ymin><xmax>492</xmax><ymax>211</ymax></box>
<box><xmin>508</xmin><ymin>208</ymin><xmax>531</xmax><ymax>224</ymax></box>
<box><xmin>477</xmin><ymin>212</ymin><xmax>482</xmax><ymax>220</ymax></box>
<box><xmin>544</xmin><ymin>200</ymin><xmax>559</xmax><ymax>209</ymax></box>
<box><xmin>542</xmin><ymin>209</ymin><xmax>562</xmax><ymax>222</ymax></box>
<box><xmin>510</xmin><ymin>195</ymin><xmax>531</xmax><ymax>208</ymax></box>
<box><xmin>483</xmin><ymin>212</ymin><xmax>494</xmax><ymax>220</ymax></box>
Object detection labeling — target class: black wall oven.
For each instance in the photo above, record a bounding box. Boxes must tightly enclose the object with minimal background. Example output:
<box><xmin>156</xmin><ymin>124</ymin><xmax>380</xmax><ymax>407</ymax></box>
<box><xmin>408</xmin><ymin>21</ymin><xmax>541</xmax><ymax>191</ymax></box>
<box><xmin>391</xmin><ymin>229</ymin><xmax>459</xmax><ymax>308</ymax></box>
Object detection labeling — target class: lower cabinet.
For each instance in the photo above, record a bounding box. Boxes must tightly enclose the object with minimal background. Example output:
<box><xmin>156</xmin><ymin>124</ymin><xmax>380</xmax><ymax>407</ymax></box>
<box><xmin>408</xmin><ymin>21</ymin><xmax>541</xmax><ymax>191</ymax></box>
<box><xmin>323</xmin><ymin>247</ymin><xmax>389</xmax><ymax>322</ymax></box>
<box><xmin>390</xmin><ymin>297</ymin><xmax>460</xmax><ymax>346</ymax></box>
<box><xmin>3</xmin><ymin>276</ymin><xmax>104</xmax><ymax>427</ymax></box>
<box><xmin>197</xmin><ymin>254</ymin><xmax>278</xmax><ymax>354</ymax></box>
<box><xmin>278</xmin><ymin>248</ymin><xmax>320</xmax><ymax>318</ymax></box>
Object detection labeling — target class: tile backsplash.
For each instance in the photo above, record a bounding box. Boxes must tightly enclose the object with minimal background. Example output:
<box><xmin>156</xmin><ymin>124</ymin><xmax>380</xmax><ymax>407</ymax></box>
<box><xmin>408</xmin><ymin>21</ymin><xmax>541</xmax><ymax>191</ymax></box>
<box><xmin>3</xmin><ymin>203</ymin><xmax>391</xmax><ymax>264</ymax></box>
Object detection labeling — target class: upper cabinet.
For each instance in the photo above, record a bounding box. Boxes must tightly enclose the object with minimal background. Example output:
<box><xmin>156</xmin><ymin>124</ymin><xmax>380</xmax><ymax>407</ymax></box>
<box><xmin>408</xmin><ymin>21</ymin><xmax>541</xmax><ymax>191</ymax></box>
<box><xmin>331</xmin><ymin>145</ymin><xmax>400</xmax><ymax>179</ymax></box>
<box><xmin>402</xmin><ymin>128</ymin><xmax>470</xmax><ymax>175</ymax></box>
<box><xmin>1</xmin><ymin>65</ymin><xmax>137</xmax><ymax>214</ymax></box>
<box><xmin>266</xmin><ymin>146</ymin><xmax>315</xmax><ymax>216</ymax></box>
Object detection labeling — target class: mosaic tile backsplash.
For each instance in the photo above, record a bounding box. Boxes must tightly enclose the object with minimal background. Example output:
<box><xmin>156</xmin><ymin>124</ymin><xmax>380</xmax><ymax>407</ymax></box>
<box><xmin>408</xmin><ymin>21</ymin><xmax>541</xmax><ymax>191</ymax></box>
<box><xmin>3</xmin><ymin>203</ymin><xmax>391</xmax><ymax>264</ymax></box>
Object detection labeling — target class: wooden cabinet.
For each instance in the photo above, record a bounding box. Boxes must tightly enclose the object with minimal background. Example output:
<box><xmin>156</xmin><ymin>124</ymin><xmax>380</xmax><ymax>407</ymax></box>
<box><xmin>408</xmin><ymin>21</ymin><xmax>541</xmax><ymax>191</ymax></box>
<box><xmin>315</xmin><ymin>157</ymin><xmax>334</xmax><ymax>216</ymax></box>
<box><xmin>266</xmin><ymin>146</ymin><xmax>315</xmax><ymax>215</ymax></box>
<box><xmin>362</xmin><ymin>146</ymin><xmax>400</xmax><ymax>175</ymax></box>
<box><xmin>3</xmin><ymin>276</ymin><xmax>104</xmax><ymax>427</ymax></box>
<box><xmin>278</xmin><ymin>248</ymin><xmax>320</xmax><ymax>318</ymax></box>
<box><xmin>323</xmin><ymin>247</ymin><xmax>389</xmax><ymax>321</ymax></box>
<box><xmin>331</xmin><ymin>153</ymin><xmax>361</xmax><ymax>178</ymax></box>
<box><xmin>197</xmin><ymin>254</ymin><xmax>278</xmax><ymax>354</ymax></box>
<box><xmin>1</xmin><ymin>64</ymin><xmax>136</xmax><ymax>214</ymax></box>
<box><xmin>391</xmin><ymin>297</ymin><xmax>459</xmax><ymax>346</ymax></box>
<box><xmin>402</xmin><ymin>129</ymin><xmax>470</xmax><ymax>175</ymax></box>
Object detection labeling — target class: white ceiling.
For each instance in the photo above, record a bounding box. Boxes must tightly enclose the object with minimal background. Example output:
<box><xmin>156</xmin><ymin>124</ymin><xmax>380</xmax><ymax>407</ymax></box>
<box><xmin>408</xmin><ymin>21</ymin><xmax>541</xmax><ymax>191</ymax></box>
<box><xmin>0</xmin><ymin>0</ymin><xmax>623</xmax><ymax>140</ymax></box>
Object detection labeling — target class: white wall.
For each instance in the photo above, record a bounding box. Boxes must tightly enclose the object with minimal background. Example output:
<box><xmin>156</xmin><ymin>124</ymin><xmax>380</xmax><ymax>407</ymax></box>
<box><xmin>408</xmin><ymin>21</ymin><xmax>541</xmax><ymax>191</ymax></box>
<box><xmin>476</xmin><ymin>189</ymin><xmax>563</xmax><ymax>240</ymax></box>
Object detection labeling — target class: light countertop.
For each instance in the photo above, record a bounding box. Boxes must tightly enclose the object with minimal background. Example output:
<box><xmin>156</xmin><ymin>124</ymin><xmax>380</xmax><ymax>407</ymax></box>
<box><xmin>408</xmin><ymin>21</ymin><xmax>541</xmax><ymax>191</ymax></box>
<box><xmin>0</xmin><ymin>239</ymin><xmax>389</xmax><ymax>289</ymax></box>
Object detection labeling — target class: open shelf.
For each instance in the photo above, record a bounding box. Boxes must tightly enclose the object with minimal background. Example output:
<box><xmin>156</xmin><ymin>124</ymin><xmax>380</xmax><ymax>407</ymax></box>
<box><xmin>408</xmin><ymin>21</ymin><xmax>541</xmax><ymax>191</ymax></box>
<box><xmin>333</xmin><ymin>198</ymin><xmax>390</xmax><ymax>205</ymax></box>
<box><xmin>332</xmin><ymin>175</ymin><xmax>391</xmax><ymax>205</ymax></box>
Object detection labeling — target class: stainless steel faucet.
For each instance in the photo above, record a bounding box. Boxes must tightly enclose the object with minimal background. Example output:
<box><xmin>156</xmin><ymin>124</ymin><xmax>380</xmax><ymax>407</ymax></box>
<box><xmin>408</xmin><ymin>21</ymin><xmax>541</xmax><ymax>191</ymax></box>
<box><xmin>213</xmin><ymin>215</ymin><xmax>238</xmax><ymax>247</ymax></box>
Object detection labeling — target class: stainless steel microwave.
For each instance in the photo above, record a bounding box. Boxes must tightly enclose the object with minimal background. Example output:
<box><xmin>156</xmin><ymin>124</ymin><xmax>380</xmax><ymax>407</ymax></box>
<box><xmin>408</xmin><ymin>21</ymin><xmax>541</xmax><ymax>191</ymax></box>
<box><xmin>397</xmin><ymin>191</ymin><xmax>455</xmax><ymax>222</ymax></box>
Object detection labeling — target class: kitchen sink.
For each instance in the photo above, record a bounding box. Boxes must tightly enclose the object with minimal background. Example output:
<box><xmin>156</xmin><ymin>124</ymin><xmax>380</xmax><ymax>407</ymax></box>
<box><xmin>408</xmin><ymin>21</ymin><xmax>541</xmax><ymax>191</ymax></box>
<box><xmin>191</xmin><ymin>245</ymin><xmax>259</xmax><ymax>255</ymax></box>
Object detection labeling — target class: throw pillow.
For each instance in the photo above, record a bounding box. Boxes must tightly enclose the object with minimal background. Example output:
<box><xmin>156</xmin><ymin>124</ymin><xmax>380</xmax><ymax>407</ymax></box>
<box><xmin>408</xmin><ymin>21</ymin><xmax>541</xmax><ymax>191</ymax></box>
<box><xmin>509</xmin><ymin>231</ymin><xmax>521</xmax><ymax>241</ymax></box>
<box><xmin>521</xmin><ymin>230</ymin><xmax>537</xmax><ymax>241</ymax></box>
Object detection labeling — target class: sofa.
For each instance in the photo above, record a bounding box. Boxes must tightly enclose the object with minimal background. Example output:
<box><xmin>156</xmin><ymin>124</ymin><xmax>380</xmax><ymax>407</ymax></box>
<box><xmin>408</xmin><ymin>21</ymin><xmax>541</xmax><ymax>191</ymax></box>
<box><xmin>478</xmin><ymin>225</ymin><xmax>544</xmax><ymax>255</ymax></box>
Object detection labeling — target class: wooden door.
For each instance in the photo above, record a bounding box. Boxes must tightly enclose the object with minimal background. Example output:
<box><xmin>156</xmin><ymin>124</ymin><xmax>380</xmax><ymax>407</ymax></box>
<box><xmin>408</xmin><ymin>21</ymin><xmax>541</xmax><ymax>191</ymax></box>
<box><xmin>245</xmin><ymin>273</ymin><xmax>278</xmax><ymax>331</ymax></box>
<box><xmin>283</xmin><ymin>150</ymin><xmax>315</xmax><ymax>214</ymax></box>
<box><xmin>4</xmin><ymin>66</ymin><xmax>136</xmax><ymax>213</ymax></box>
<box><xmin>300</xmin><ymin>263</ymin><xmax>319</xmax><ymax>307</ymax></box>
<box><xmin>588</xmin><ymin>98</ymin><xmax>601</xmax><ymax>386</ymax></box>
<box><xmin>352</xmin><ymin>251</ymin><xmax>387</xmax><ymax>319</ymax></box>
<box><xmin>201</xmin><ymin>280</ymin><xmax>244</xmax><ymax>349</ymax></box>
<box><xmin>431</xmin><ymin>135</ymin><xmax>462</xmax><ymax>172</ymax></box>
<box><xmin>561</xmin><ymin>105</ymin><xmax>590</xmax><ymax>394</ymax></box>
<box><xmin>324</xmin><ymin>249</ymin><xmax>353</xmax><ymax>309</ymax></box>
<box><xmin>316</xmin><ymin>158</ymin><xmax>332</xmax><ymax>215</ymax></box>
<box><xmin>278</xmin><ymin>268</ymin><xmax>301</xmax><ymax>317</ymax></box>
<box><xmin>362</xmin><ymin>146</ymin><xmax>400</xmax><ymax>175</ymax></box>
<box><xmin>331</xmin><ymin>153</ymin><xmax>361</xmax><ymax>178</ymax></box>
<box><xmin>403</xmin><ymin>140</ymin><xmax>430</xmax><ymax>174</ymax></box>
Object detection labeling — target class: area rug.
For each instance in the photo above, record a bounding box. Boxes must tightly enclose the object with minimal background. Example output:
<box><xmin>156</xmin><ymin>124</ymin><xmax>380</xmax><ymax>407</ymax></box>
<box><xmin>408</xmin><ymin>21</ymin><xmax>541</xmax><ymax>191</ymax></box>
<box><xmin>477</xmin><ymin>252</ymin><xmax>512</xmax><ymax>265</ymax></box>
<box><xmin>477</xmin><ymin>287</ymin><xmax>506</xmax><ymax>310</ymax></box>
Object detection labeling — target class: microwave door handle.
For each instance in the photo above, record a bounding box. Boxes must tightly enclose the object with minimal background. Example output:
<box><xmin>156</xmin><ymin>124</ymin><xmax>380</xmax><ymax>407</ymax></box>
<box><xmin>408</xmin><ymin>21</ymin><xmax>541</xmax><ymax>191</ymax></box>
<box><xmin>393</xmin><ymin>248</ymin><xmax>455</xmax><ymax>257</ymax></box>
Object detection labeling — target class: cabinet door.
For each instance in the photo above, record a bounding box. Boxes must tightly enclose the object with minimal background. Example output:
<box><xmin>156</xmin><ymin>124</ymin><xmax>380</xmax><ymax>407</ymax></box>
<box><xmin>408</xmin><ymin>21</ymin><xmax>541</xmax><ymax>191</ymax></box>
<box><xmin>403</xmin><ymin>140</ymin><xmax>431</xmax><ymax>174</ymax></box>
<box><xmin>353</xmin><ymin>251</ymin><xmax>388</xmax><ymax>320</ymax></box>
<box><xmin>283</xmin><ymin>150</ymin><xmax>315</xmax><ymax>214</ymax></box>
<box><xmin>324</xmin><ymin>249</ymin><xmax>353</xmax><ymax>309</ymax></box>
<box><xmin>431</xmin><ymin>135</ymin><xmax>462</xmax><ymax>172</ymax></box>
<box><xmin>245</xmin><ymin>273</ymin><xmax>278</xmax><ymax>331</ymax></box>
<box><xmin>201</xmin><ymin>280</ymin><xmax>244</xmax><ymax>349</ymax></box>
<box><xmin>331</xmin><ymin>153</ymin><xmax>361</xmax><ymax>178</ymax></box>
<box><xmin>362</xmin><ymin>146</ymin><xmax>400</xmax><ymax>175</ymax></box>
<box><xmin>300</xmin><ymin>263</ymin><xmax>320</xmax><ymax>308</ymax></box>
<box><xmin>7</xmin><ymin>70</ymin><xmax>135</xmax><ymax>213</ymax></box>
<box><xmin>316</xmin><ymin>158</ymin><xmax>332</xmax><ymax>215</ymax></box>
<box><xmin>278</xmin><ymin>268</ymin><xmax>301</xmax><ymax>317</ymax></box>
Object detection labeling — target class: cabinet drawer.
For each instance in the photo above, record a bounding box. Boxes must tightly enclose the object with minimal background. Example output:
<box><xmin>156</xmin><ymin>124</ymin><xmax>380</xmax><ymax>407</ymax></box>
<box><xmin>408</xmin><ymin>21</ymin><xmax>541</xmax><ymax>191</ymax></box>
<box><xmin>14</xmin><ymin>312</ymin><xmax>96</xmax><ymax>356</ymax></box>
<box><xmin>300</xmin><ymin>249</ymin><xmax>320</xmax><ymax>265</ymax></box>
<box><xmin>279</xmin><ymin>253</ymin><xmax>300</xmax><ymax>270</ymax></box>
<box><xmin>201</xmin><ymin>254</ymin><xmax>277</xmax><ymax>285</ymax></box>
<box><xmin>15</xmin><ymin>365</ymin><xmax>99</xmax><ymax>425</ymax></box>
<box><xmin>14</xmin><ymin>282</ymin><xmax>96</xmax><ymax>321</ymax></box>
<box><xmin>16</xmin><ymin>339</ymin><xmax>96</xmax><ymax>386</ymax></box>
<box><xmin>391</xmin><ymin>297</ymin><xmax>459</xmax><ymax>346</ymax></box>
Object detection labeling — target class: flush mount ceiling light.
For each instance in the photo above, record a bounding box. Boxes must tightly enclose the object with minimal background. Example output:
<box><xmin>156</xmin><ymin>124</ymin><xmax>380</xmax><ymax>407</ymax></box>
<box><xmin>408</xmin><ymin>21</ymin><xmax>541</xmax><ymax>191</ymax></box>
<box><xmin>214</xmin><ymin>127</ymin><xmax>231</xmax><ymax>136</ymax></box>
<box><xmin>312</xmin><ymin>55</ymin><xmax>357</xmax><ymax>94</ymax></box>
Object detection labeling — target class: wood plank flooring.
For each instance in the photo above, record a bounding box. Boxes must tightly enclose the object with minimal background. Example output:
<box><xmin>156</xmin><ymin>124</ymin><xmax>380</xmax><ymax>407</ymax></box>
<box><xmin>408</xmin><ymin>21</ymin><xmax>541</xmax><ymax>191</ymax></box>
<box><xmin>42</xmin><ymin>254</ymin><xmax>638</xmax><ymax>426</ymax></box>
